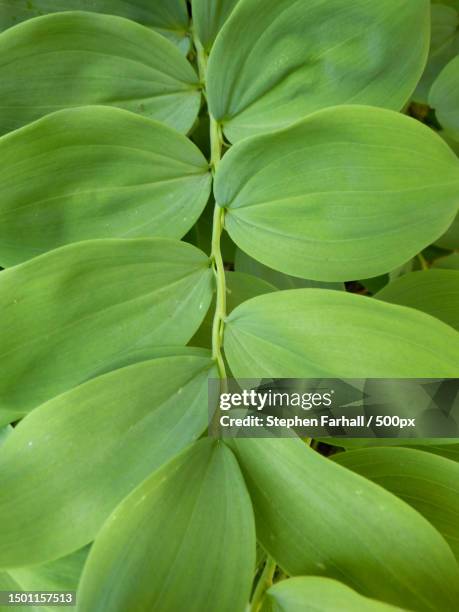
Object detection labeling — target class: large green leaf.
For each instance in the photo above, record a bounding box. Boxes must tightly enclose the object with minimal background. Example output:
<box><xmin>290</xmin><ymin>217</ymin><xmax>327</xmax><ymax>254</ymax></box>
<box><xmin>207</xmin><ymin>0</ymin><xmax>430</xmax><ymax>142</ymax></box>
<box><xmin>0</xmin><ymin>345</ymin><xmax>210</xmax><ymax>429</ymax></box>
<box><xmin>436</xmin><ymin>212</ymin><xmax>459</xmax><ymax>249</ymax></box>
<box><xmin>224</xmin><ymin>289</ymin><xmax>459</xmax><ymax>378</ymax></box>
<box><xmin>0</xmin><ymin>572</ymin><xmax>36</xmax><ymax>612</ymax></box>
<box><xmin>0</xmin><ymin>426</ymin><xmax>12</xmax><ymax>446</ymax></box>
<box><xmin>333</xmin><ymin>446</ymin><xmax>459</xmax><ymax>559</ymax></box>
<box><xmin>433</xmin><ymin>0</ymin><xmax>459</xmax><ymax>9</ymax></box>
<box><xmin>265</xmin><ymin>577</ymin><xmax>403</xmax><ymax>612</ymax></box>
<box><xmin>0</xmin><ymin>11</ymin><xmax>200</xmax><ymax>136</ymax></box>
<box><xmin>192</xmin><ymin>0</ymin><xmax>239</xmax><ymax>51</ymax></box>
<box><xmin>78</xmin><ymin>439</ymin><xmax>255</xmax><ymax>612</ymax></box>
<box><xmin>0</xmin><ymin>0</ymin><xmax>190</xmax><ymax>51</ymax></box>
<box><xmin>0</xmin><ymin>106</ymin><xmax>211</xmax><ymax>266</ymax></box>
<box><xmin>230</xmin><ymin>437</ymin><xmax>459</xmax><ymax>611</ymax></box>
<box><xmin>235</xmin><ymin>249</ymin><xmax>344</xmax><ymax>291</ymax></box>
<box><xmin>0</xmin><ymin>352</ymin><xmax>216</xmax><ymax>567</ymax></box>
<box><xmin>375</xmin><ymin>269</ymin><xmax>459</xmax><ymax>330</ymax></box>
<box><xmin>434</xmin><ymin>253</ymin><xmax>459</xmax><ymax>269</ymax></box>
<box><xmin>430</xmin><ymin>55</ymin><xmax>459</xmax><ymax>139</ymax></box>
<box><xmin>413</xmin><ymin>3</ymin><xmax>459</xmax><ymax>104</ymax></box>
<box><xmin>0</xmin><ymin>238</ymin><xmax>213</xmax><ymax>419</ymax></box>
<box><xmin>318</xmin><ymin>438</ymin><xmax>459</xmax><ymax>451</ymax></box>
<box><xmin>411</xmin><ymin>443</ymin><xmax>459</xmax><ymax>462</ymax></box>
<box><xmin>10</xmin><ymin>547</ymin><xmax>89</xmax><ymax>604</ymax></box>
<box><xmin>214</xmin><ymin>106</ymin><xmax>459</xmax><ymax>281</ymax></box>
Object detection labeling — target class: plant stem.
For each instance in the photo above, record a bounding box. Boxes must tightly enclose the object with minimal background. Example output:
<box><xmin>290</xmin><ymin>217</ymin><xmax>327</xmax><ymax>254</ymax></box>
<box><xmin>191</xmin><ymin>26</ymin><xmax>228</xmax><ymax>384</ymax></box>
<box><xmin>250</xmin><ymin>556</ymin><xmax>277</xmax><ymax>612</ymax></box>
<box><xmin>417</xmin><ymin>252</ymin><xmax>429</xmax><ymax>271</ymax></box>
<box><xmin>210</xmin><ymin>119</ymin><xmax>228</xmax><ymax>382</ymax></box>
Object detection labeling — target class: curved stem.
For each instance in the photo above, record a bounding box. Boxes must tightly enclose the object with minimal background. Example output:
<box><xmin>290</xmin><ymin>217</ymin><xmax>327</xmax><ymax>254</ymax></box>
<box><xmin>192</xmin><ymin>27</ymin><xmax>227</xmax><ymax>385</ymax></box>
<box><xmin>250</xmin><ymin>556</ymin><xmax>277</xmax><ymax>612</ymax></box>
<box><xmin>417</xmin><ymin>252</ymin><xmax>429</xmax><ymax>271</ymax></box>
<box><xmin>210</xmin><ymin>118</ymin><xmax>227</xmax><ymax>380</ymax></box>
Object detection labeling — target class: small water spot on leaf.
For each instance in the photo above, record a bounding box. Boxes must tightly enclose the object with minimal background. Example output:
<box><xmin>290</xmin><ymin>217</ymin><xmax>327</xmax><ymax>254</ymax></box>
<box><xmin>315</xmin><ymin>561</ymin><xmax>326</xmax><ymax>570</ymax></box>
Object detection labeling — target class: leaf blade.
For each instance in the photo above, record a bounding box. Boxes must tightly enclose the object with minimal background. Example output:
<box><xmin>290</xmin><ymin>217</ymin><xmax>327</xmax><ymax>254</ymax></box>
<box><xmin>0</xmin><ymin>353</ymin><xmax>216</xmax><ymax>566</ymax></box>
<box><xmin>0</xmin><ymin>238</ymin><xmax>213</xmax><ymax>417</ymax></box>
<box><xmin>0</xmin><ymin>106</ymin><xmax>211</xmax><ymax>266</ymax></box>
<box><xmin>77</xmin><ymin>439</ymin><xmax>256</xmax><ymax>612</ymax></box>
<box><xmin>214</xmin><ymin>106</ymin><xmax>459</xmax><ymax>281</ymax></box>
<box><xmin>0</xmin><ymin>11</ymin><xmax>200</xmax><ymax>135</ymax></box>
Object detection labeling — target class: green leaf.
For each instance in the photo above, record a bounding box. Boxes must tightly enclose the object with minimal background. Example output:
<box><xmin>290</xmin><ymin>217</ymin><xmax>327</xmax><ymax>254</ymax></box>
<box><xmin>192</xmin><ymin>0</ymin><xmax>239</xmax><ymax>50</ymax></box>
<box><xmin>78</xmin><ymin>439</ymin><xmax>255</xmax><ymax>612</ymax></box>
<box><xmin>430</xmin><ymin>55</ymin><xmax>459</xmax><ymax>139</ymax></box>
<box><xmin>411</xmin><ymin>443</ymin><xmax>459</xmax><ymax>462</ymax></box>
<box><xmin>0</xmin><ymin>106</ymin><xmax>211</xmax><ymax>266</ymax></box>
<box><xmin>433</xmin><ymin>0</ymin><xmax>459</xmax><ymax>10</ymax></box>
<box><xmin>265</xmin><ymin>577</ymin><xmax>403</xmax><ymax>612</ymax></box>
<box><xmin>0</xmin><ymin>426</ymin><xmax>12</xmax><ymax>446</ymax></box>
<box><xmin>359</xmin><ymin>275</ymin><xmax>390</xmax><ymax>294</ymax></box>
<box><xmin>436</xmin><ymin>212</ymin><xmax>459</xmax><ymax>249</ymax></box>
<box><xmin>215</xmin><ymin>105</ymin><xmax>459</xmax><ymax>282</ymax></box>
<box><xmin>0</xmin><ymin>0</ymin><xmax>190</xmax><ymax>52</ymax></box>
<box><xmin>0</xmin><ymin>352</ymin><xmax>216</xmax><ymax>567</ymax></box>
<box><xmin>191</xmin><ymin>271</ymin><xmax>276</xmax><ymax>348</ymax></box>
<box><xmin>0</xmin><ymin>572</ymin><xmax>36</xmax><ymax>612</ymax></box>
<box><xmin>375</xmin><ymin>270</ymin><xmax>459</xmax><ymax>330</ymax></box>
<box><xmin>413</xmin><ymin>3</ymin><xmax>459</xmax><ymax>104</ymax></box>
<box><xmin>434</xmin><ymin>253</ymin><xmax>459</xmax><ymax>270</ymax></box>
<box><xmin>235</xmin><ymin>249</ymin><xmax>344</xmax><ymax>291</ymax></box>
<box><xmin>230</xmin><ymin>437</ymin><xmax>459</xmax><ymax>611</ymax></box>
<box><xmin>0</xmin><ymin>11</ymin><xmax>200</xmax><ymax>136</ymax></box>
<box><xmin>0</xmin><ymin>238</ymin><xmax>213</xmax><ymax>419</ymax></box>
<box><xmin>332</xmin><ymin>446</ymin><xmax>459</xmax><ymax>560</ymax></box>
<box><xmin>317</xmin><ymin>438</ymin><xmax>459</xmax><ymax>451</ymax></box>
<box><xmin>207</xmin><ymin>0</ymin><xmax>430</xmax><ymax>142</ymax></box>
<box><xmin>10</xmin><ymin>546</ymin><xmax>89</xmax><ymax>592</ymax></box>
<box><xmin>224</xmin><ymin>289</ymin><xmax>459</xmax><ymax>378</ymax></box>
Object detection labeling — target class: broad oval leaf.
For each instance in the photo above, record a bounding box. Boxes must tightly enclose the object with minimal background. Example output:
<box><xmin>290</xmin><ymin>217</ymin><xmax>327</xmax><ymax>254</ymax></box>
<box><xmin>266</xmin><ymin>577</ymin><xmax>403</xmax><ymax>612</ymax></box>
<box><xmin>430</xmin><ymin>55</ymin><xmax>459</xmax><ymax>139</ymax></box>
<box><xmin>78</xmin><ymin>439</ymin><xmax>255</xmax><ymax>612</ymax></box>
<box><xmin>375</xmin><ymin>269</ymin><xmax>459</xmax><ymax>330</ymax></box>
<box><xmin>231</xmin><ymin>437</ymin><xmax>459</xmax><ymax>611</ymax></box>
<box><xmin>192</xmin><ymin>0</ymin><xmax>239</xmax><ymax>51</ymax></box>
<box><xmin>207</xmin><ymin>0</ymin><xmax>430</xmax><ymax>142</ymax></box>
<box><xmin>436</xmin><ymin>212</ymin><xmax>459</xmax><ymax>249</ymax></box>
<box><xmin>412</xmin><ymin>443</ymin><xmax>459</xmax><ymax>462</ymax></box>
<box><xmin>214</xmin><ymin>106</ymin><xmax>459</xmax><ymax>281</ymax></box>
<box><xmin>0</xmin><ymin>353</ymin><xmax>216</xmax><ymax>567</ymax></box>
<box><xmin>224</xmin><ymin>289</ymin><xmax>459</xmax><ymax>378</ymax></box>
<box><xmin>434</xmin><ymin>252</ymin><xmax>459</xmax><ymax>269</ymax></box>
<box><xmin>235</xmin><ymin>248</ymin><xmax>344</xmax><ymax>291</ymax></box>
<box><xmin>317</xmin><ymin>438</ymin><xmax>459</xmax><ymax>451</ymax></box>
<box><xmin>413</xmin><ymin>3</ymin><xmax>459</xmax><ymax>104</ymax></box>
<box><xmin>0</xmin><ymin>573</ymin><xmax>34</xmax><ymax>612</ymax></box>
<box><xmin>0</xmin><ymin>11</ymin><xmax>200</xmax><ymax>135</ymax></box>
<box><xmin>0</xmin><ymin>0</ymin><xmax>190</xmax><ymax>52</ymax></box>
<box><xmin>0</xmin><ymin>106</ymin><xmax>211</xmax><ymax>266</ymax></box>
<box><xmin>0</xmin><ymin>238</ymin><xmax>213</xmax><ymax>417</ymax></box>
<box><xmin>332</xmin><ymin>446</ymin><xmax>459</xmax><ymax>559</ymax></box>
<box><xmin>10</xmin><ymin>546</ymin><xmax>89</xmax><ymax>593</ymax></box>
<box><xmin>0</xmin><ymin>427</ymin><xmax>12</xmax><ymax>447</ymax></box>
